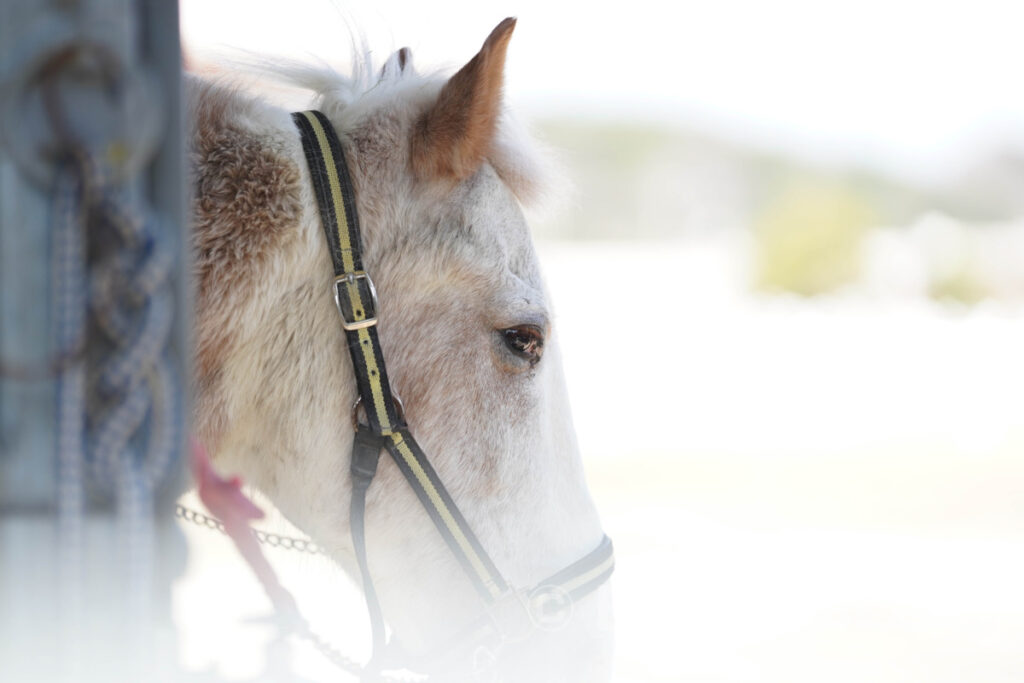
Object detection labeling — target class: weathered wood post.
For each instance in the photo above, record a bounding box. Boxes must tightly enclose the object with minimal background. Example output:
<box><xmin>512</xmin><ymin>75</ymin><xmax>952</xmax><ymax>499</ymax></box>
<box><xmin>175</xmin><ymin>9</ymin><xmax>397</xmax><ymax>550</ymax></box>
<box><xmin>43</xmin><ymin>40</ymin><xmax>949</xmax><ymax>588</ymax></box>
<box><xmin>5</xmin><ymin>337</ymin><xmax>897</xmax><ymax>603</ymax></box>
<box><xmin>0</xmin><ymin>0</ymin><xmax>188</xmax><ymax>680</ymax></box>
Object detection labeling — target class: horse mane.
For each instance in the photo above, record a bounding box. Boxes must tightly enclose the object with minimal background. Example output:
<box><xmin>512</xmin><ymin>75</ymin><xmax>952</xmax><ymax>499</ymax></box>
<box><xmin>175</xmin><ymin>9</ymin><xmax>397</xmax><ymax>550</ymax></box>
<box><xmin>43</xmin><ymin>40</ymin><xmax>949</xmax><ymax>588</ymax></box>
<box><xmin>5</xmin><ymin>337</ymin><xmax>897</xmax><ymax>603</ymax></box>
<box><xmin>223</xmin><ymin>48</ymin><xmax>565</xmax><ymax>212</ymax></box>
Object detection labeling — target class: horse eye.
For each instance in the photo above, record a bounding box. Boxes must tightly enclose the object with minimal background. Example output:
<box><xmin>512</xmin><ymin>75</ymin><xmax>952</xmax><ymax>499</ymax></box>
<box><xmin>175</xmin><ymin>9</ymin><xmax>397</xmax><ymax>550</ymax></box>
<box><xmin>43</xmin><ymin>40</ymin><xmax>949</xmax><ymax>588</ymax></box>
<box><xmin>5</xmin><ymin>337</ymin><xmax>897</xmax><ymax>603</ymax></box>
<box><xmin>501</xmin><ymin>325</ymin><xmax>544</xmax><ymax>365</ymax></box>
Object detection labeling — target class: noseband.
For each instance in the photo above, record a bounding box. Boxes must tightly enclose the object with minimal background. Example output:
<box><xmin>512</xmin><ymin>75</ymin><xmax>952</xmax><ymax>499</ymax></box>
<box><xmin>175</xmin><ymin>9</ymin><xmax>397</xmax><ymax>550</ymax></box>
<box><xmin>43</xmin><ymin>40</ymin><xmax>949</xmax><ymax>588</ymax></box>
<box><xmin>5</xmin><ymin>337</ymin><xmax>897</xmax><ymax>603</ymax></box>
<box><xmin>292</xmin><ymin>111</ymin><xmax>614</xmax><ymax>677</ymax></box>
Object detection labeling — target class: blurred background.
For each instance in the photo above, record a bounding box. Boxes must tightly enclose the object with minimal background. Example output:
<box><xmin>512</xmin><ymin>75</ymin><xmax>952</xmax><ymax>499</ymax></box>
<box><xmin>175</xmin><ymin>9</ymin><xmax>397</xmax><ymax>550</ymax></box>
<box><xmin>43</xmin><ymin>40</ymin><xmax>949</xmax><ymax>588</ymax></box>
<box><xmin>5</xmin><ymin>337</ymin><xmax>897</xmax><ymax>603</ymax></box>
<box><xmin>178</xmin><ymin>1</ymin><xmax>1024</xmax><ymax>681</ymax></box>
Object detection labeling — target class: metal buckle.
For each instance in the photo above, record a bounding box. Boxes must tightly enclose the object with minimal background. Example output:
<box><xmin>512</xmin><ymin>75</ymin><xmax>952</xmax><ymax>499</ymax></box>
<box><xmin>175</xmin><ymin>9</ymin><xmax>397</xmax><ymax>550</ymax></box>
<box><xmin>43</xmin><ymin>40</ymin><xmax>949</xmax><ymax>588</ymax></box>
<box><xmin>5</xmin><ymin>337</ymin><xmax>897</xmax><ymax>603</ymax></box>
<box><xmin>333</xmin><ymin>271</ymin><xmax>378</xmax><ymax>331</ymax></box>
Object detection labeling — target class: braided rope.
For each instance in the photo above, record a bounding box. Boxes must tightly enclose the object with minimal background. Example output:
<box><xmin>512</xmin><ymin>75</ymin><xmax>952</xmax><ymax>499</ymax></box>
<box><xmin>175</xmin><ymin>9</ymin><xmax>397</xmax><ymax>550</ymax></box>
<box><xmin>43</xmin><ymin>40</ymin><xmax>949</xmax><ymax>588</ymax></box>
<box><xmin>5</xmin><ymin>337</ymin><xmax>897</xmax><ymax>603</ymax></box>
<box><xmin>54</xmin><ymin>161</ymin><xmax>87</xmax><ymax>658</ymax></box>
<box><xmin>53</xmin><ymin>148</ymin><xmax>183</xmax><ymax>628</ymax></box>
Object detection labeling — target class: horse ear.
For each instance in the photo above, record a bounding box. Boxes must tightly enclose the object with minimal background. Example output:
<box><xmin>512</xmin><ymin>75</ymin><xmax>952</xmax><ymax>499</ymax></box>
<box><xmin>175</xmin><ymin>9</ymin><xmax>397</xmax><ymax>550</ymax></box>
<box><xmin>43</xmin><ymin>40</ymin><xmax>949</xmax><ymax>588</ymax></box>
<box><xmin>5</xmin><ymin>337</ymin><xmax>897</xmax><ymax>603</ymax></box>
<box><xmin>412</xmin><ymin>17</ymin><xmax>516</xmax><ymax>181</ymax></box>
<box><xmin>380</xmin><ymin>47</ymin><xmax>413</xmax><ymax>81</ymax></box>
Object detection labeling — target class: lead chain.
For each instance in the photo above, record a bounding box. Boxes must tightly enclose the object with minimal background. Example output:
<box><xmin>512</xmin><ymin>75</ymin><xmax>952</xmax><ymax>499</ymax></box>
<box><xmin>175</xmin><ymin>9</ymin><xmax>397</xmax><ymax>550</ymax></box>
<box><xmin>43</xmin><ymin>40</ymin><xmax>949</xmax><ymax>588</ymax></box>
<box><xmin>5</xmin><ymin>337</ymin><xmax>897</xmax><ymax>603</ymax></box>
<box><xmin>174</xmin><ymin>504</ymin><xmax>324</xmax><ymax>556</ymax></box>
<box><xmin>174</xmin><ymin>504</ymin><xmax>430</xmax><ymax>682</ymax></box>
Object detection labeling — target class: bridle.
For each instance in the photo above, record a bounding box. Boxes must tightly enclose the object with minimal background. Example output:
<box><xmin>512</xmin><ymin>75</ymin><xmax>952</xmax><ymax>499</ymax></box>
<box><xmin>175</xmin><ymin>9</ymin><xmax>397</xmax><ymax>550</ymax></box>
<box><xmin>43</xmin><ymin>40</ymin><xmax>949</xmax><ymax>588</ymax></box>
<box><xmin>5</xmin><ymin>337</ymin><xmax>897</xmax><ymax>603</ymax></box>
<box><xmin>291</xmin><ymin>110</ymin><xmax>614</xmax><ymax>679</ymax></box>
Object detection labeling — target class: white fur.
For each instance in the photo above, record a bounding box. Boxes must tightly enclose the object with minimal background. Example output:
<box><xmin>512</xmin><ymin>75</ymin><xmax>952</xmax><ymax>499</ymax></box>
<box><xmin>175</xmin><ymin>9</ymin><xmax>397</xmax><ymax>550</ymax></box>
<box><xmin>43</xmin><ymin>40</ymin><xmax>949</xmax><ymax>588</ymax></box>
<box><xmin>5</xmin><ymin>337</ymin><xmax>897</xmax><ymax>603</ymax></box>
<box><xmin>193</xmin><ymin>46</ymin><xmax>612</xmax><ymax>682</ymax></box>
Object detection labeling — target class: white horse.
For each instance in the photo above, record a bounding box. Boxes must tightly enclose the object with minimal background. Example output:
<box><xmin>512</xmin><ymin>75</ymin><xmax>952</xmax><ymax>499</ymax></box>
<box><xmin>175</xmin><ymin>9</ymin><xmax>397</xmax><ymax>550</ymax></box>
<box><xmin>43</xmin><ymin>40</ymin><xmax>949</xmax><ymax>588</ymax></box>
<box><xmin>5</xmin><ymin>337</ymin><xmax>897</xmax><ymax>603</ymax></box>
<box><xmin>188</xmin><ymin>18</ymin><xmax>612</xmax><ymax>681</ymax></box>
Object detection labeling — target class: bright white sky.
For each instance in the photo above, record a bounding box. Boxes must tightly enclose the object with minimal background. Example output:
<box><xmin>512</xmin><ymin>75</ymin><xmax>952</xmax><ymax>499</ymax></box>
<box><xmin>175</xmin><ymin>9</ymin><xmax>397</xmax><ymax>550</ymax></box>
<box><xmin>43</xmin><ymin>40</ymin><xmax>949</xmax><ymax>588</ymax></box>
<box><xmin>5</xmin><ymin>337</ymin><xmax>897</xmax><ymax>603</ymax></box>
<box><xmin>181</xmin><ymin>0</ymin><xmax>1024</xmax><ymax>184</ymax></box>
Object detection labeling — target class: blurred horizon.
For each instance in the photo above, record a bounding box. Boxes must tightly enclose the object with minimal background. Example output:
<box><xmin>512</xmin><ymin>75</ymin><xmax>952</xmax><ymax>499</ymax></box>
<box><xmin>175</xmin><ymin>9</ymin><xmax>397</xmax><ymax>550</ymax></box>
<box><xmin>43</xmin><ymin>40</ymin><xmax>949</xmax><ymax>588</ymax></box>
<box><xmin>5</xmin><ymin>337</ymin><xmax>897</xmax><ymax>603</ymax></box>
<box><xmin>181</xmin><ymin>0</ymin><xmax>1024</xmax><ymax>187</ymax></box>
<box><xmin>182</xmin><ymin>0</ymin><xmax>1024</xmax><ymax>307</ymax></box>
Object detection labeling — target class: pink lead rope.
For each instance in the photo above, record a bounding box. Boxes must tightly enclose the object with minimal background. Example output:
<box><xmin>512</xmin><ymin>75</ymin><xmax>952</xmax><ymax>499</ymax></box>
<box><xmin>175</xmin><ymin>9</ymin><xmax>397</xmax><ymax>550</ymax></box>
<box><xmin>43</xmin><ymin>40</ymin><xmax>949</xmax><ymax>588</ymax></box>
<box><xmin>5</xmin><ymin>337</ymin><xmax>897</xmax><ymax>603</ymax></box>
<box><xmin>191</xmin><ymin>439</ymin><xmax>301</xmax><ymax>626</ymax></box>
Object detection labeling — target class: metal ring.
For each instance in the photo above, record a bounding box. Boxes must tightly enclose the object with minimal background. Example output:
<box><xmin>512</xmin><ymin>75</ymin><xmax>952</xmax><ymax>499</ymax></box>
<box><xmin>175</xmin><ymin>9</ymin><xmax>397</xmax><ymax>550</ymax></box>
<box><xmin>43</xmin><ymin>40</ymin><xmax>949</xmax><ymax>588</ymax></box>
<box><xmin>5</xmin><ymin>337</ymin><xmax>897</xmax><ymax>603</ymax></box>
<box><xmin>351</xmin><ymin>393</ymin><xmax>406</xmax><ymax>428</ymax></box>
<box><xmin>527</xmin><ymin>584</ymin><xmax>574</xmax><ymax>631</ymax></box>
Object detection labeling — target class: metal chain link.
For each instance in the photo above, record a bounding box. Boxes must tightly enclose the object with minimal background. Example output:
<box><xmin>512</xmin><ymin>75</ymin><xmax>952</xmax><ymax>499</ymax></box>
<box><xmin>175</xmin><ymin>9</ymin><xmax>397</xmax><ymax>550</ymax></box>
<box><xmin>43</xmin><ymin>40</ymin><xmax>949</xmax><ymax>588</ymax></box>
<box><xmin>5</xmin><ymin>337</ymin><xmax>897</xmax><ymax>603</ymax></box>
<box><xmin>295</xmin><ymin>619</ymin><xmax>429</xmax><ymax>682</ymax></box>
<box><xmin>294</xmin><ymin>622</ymin><xmax>368</xmax><ymax>678</ymax></box>
<box><xmin>174</xmin><ymin>503</ymin><xmax>432</xmax><ymax>681</ymax></box>
<box><xmin>174</xmin><ymin>504</ymin><xmax>325</xmax><ymax>555</ymax></box>
<box><xmin>297</xmin><ymin>625</ymin><xmax>429</xmax><ymax>683</ymax></box>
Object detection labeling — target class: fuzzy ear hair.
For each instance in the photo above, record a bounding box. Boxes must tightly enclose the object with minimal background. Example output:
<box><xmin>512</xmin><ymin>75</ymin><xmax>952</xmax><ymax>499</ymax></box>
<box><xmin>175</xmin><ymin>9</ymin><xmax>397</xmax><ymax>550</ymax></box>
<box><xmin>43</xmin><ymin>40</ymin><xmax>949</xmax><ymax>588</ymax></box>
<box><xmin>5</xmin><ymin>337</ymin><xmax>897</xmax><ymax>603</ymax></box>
<box><xmin>411</xmin><ymin>17</ymin><xmax>516</xmax><ymax>181</ymax></box>
<box><xmin>380</xmin><ymin>47</ymin><xmax>413</xmax><ymax>81</ymax></box>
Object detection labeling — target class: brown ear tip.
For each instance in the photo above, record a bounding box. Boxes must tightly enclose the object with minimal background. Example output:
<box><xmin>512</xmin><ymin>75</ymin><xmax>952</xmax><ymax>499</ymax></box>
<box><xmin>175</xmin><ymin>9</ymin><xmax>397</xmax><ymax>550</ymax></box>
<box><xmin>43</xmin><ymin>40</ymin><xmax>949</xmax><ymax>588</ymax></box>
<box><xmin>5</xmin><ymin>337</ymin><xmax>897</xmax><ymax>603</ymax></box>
<box><xmin>397</xmin><ymin>47</ymin><xmax>411</xmax><ymax>68</ymax></box>
<box><xmin>487</xmin><ymin>17</ymin><xmax>517</xmax><ymax>46</ymax></box>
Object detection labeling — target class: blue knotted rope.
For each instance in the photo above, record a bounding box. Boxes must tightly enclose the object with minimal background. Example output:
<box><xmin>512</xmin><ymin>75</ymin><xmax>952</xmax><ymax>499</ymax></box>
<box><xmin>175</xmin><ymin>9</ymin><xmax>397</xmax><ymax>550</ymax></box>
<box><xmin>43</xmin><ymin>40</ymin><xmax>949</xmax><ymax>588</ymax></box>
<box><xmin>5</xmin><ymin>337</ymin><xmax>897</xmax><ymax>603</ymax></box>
<box><xmin>53</xmin><ymin>148</ymin><xmax>183</xmax><ymax>620</ymax></box>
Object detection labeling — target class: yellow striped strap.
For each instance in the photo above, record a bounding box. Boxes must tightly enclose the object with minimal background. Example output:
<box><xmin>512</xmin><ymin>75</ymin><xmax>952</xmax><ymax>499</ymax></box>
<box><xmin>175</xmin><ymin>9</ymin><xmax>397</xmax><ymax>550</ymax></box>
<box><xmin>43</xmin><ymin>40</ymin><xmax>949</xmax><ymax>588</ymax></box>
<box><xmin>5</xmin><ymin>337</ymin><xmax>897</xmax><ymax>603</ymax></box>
<box><xmin>399</xmin><ymin>535</ymin><xmax>615</xmax><ymax>674</ymax></box>
<box><xmin>533</xmin><ymin>534</ymin><xmax>614</xmax><ymax>602</ymax></box>
<box><xmin>386</xmin><ymin>429</ymin><xmax>509</xmax><ymax>601</ymax></box>
<box><xmin>292</xmin><ymin>110</ymin><xmax>399</xmax><ymax>434</ymax></box>
<box><xmin>291</xmin><ymin>109</ymin><xmax>613</xmax><ymax>620</ymax></box>
<box><xmin>292</xmin><ymin>110</ymin><xmax>509</xmax><ymax>602</ymax></box>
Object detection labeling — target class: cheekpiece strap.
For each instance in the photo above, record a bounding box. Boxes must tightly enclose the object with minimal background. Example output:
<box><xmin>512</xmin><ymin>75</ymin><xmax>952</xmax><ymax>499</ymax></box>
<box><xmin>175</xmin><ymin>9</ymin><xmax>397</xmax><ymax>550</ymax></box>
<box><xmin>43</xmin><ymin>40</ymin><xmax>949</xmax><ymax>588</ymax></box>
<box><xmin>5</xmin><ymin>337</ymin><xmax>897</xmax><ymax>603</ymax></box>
<box><xmin>292</xmin><ymin>110</ymin><xmax>400</xmax><ymax>435</ymax></box>
<box><xmin>291</xmin><ymin>110</ymin><xmax>509</xmax><ymax>602</ymax></box>
<box><xmin>291</xmin><ymin>109</ymin><xmax>614</xmax><ymax>674</ymax></box>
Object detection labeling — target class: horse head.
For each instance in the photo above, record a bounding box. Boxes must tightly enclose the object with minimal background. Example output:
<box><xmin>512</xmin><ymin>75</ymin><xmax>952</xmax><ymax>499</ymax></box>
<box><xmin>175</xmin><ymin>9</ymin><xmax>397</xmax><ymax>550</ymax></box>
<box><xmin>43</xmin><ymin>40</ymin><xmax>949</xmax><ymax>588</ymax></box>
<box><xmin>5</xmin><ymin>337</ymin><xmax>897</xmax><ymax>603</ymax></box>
<box><xmin>190</xmin><ymin>18</ymin><xmax>612</xmax><ymax>681</ymax></box>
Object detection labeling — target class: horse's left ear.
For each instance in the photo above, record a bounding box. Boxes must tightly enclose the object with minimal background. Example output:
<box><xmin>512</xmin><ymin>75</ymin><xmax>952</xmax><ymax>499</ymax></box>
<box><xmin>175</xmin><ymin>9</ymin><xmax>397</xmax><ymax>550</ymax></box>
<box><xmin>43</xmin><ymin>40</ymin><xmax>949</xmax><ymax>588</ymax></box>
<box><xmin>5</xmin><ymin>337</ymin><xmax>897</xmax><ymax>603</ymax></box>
<box><xmin>380</xmin><ymin>47</ymin><xmax>413</xmax><ymax>81</ymax></box>
<box><xmin>412</xmin><ymin>17</ymin><xmax>515</xmax><ymax>181</ymax></box>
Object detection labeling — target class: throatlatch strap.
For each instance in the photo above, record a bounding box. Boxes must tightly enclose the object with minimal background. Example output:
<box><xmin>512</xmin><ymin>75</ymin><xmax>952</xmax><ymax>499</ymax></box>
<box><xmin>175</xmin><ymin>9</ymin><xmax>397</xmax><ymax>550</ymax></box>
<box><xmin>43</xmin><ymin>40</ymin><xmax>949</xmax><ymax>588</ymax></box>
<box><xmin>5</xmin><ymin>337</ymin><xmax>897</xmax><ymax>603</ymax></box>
<box><xmin>350</xmin><ymin>425</ymin><xmax>387</xmax><ymax>669</ymax></box>
<box><xmin>292</xmin><ymin>110</ymin><xmax>509</xmax><ymax>603</ymax></box>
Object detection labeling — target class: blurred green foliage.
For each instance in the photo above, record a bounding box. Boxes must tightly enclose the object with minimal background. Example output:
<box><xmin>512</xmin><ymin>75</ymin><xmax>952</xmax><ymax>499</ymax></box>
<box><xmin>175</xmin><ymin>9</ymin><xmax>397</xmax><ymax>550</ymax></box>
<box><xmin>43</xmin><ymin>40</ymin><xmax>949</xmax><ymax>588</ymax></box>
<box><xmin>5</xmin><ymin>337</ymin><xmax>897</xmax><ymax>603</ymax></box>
<box><xmin>536</xmin><ymin>119</ymin><xmax>1024</xmax><ymax>242</ymax></box>
<box><xmin>753</xmin><ymin>180</ymin><xmax>874</xmax><ymax>296</ymax></box>
<box><xmin>929</xmin><ymin>266</ymin><xmax>988</xmax><ymax>305</ymax></box>
<box><xmin>531</xmin><ymin>119</ymin><xmax>1022</xmax><ymax>304</ymax></box>
<box><xmin>534</xmin><ymin>119</ymin><xmax>1022</xmax><ymax>243</ymax></box>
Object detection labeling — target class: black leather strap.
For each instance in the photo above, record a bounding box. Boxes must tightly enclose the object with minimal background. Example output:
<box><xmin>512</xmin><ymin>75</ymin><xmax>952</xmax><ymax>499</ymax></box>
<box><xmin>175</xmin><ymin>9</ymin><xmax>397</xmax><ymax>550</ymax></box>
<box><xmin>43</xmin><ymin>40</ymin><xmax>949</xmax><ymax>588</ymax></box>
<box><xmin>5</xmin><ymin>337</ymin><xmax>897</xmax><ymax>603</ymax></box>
<box><xmin>536</xmin><ymin>534</ymin><xmax>615</xmax><ymax>602</ymax></box>
<box><xmin>291</xmin><ymin>109</ymin><xmax>614</xmax><ymax>676</ymax></box>
<box><xmin>384</xmin><ymin>428</ymin><xmax>509</xmax><ymax>601</ymax></box>
<box><xmin>292</xmin><ymin>110</ymin><xmax>400</xmax><ymax>434</ymax></box>
<box><xmin>350</xmin><ymin>425</ymin><xmax>387</xmax><ymax>675</ymax></box>
<box><xmin>292</xmin><ymin>109</ymin><xmax>510</xmax><ymax>602</ymax></box>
